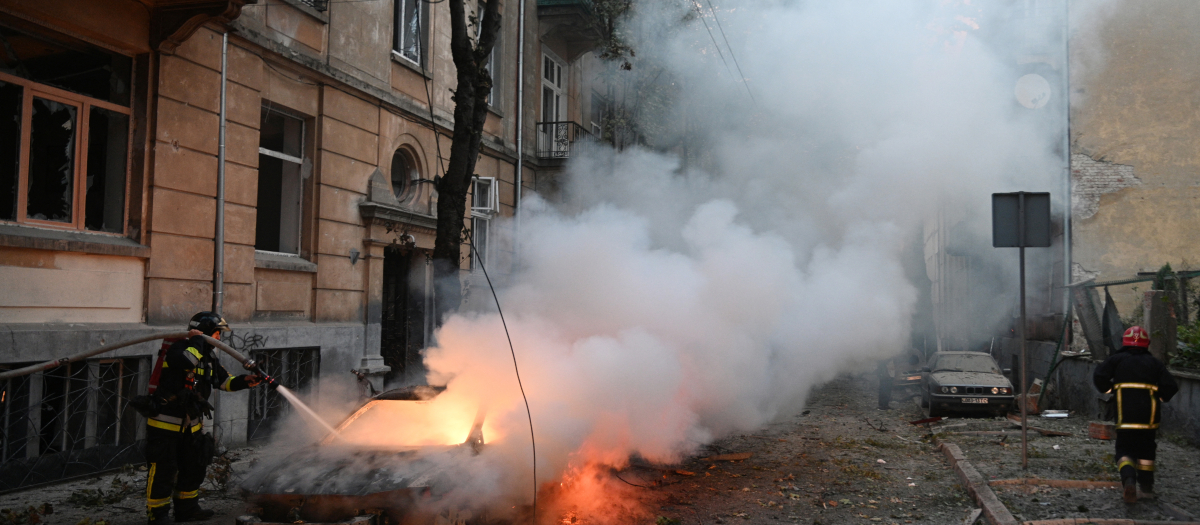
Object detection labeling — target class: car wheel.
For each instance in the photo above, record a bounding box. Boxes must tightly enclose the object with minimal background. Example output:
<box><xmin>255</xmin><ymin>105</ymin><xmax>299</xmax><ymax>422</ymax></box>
<box><xmin>920</xmin><ymin>395</ymin><xmax>929</xmax><ymax>408</ymax></box>
<box><xmin>925</xmin><ymin>403</ymin><xmax>941</xmax><ymax>418</ymax></box>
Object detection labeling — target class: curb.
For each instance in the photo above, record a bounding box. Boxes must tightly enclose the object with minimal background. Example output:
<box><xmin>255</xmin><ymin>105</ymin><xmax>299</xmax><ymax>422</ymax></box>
<box><xmin>938</xmin><ymin>442</ymin><xmax>1019</xmax><ymax>525</ymax></box>
<box><xmin>1021</xmin><ymin>520</ymin><xmax>1200</xmax><ymax>525</ymax></box>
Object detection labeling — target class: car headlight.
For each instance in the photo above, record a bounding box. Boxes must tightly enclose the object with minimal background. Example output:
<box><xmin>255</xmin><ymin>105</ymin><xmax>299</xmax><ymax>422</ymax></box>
<box><xmin>950</xmin><ymin>386</ymin><xmax>958</xmax><ymax>394</ymax></box>
<box><xmin>991</xmin><ymin>387</ymin><xmax>999</xmax><ymax>394</ymax></box>
<box><xmin>940</xmin><ymin>386</ymin><xmax>948</xmax><ymax>393</ymax></box>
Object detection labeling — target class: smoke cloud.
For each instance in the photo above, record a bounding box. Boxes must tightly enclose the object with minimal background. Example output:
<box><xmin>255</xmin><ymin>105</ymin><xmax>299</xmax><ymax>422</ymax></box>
<box><xmin>418</xmin><ymin>0</ymin><xmax>1077</xmax><ymax>513</ymax></box>
<box><xmin>267</xmin><ymin>0</ymin><xmax>1121</xmax><ymax>520</ymax></box>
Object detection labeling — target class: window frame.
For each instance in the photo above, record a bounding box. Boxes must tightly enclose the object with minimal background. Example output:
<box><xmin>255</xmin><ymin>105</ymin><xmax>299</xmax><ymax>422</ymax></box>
<box><xmin>393</xmin><ymin>0</ymin><xmax>428</xmax><ymax>67</ymax></box>
<box><xmin>469</xmin><ymin>215</ymin><xmax>490</xmax><ymax>272</ymax></box>
<box><xmin>470</xmin><ymin>176</ymin><xmax>497</xmax><ymax>215</ymax></box>
<box><xmin>0</xmin><ymin>70</ymin><xmax>132</xmax><ymax>235</ymax></box>
<box><xmin>255</xmin><ymin>104</ymin><xmax>309</xmax><ymax>256</ymax></box>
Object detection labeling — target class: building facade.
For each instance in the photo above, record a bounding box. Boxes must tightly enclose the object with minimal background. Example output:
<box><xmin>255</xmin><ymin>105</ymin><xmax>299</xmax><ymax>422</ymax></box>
<box><xmin>0</xmin><ymin>0</ymin><xmax>604</xmax><ymax>487</ymax></box>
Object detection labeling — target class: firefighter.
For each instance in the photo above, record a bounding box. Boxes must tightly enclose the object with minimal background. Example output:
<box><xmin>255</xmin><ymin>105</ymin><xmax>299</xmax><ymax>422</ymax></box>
<box><xmin>1093</xmin><ymin>326</ymin><xmax>1179</xmax><ymax>503</ymax></box>
<box><xmin>143</xmin><ymin>312</ymin><xmax>265</xmax><ymax>523</ymax></box>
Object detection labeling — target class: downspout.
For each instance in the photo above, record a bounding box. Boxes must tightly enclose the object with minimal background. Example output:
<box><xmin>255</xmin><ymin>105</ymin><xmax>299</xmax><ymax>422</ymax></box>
<box><xmin>213</xmin><ymin>32</ymin><xmax>229</xmax><ymax>314</ymax></box>
<box><xmin>1061</xmin><ymin>2</ymin><xmax>1072</xmax><ymax>318</ymax></box>
<box><xmin>513</xmin><ymin>0</ymin><xmax>526</xmax><ymax>261</ymax></box>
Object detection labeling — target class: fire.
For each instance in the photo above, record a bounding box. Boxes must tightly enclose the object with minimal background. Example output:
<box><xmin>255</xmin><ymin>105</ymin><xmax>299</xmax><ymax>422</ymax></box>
<box><xmin>328</xmin><ymin>396</ymin><xmax>501</xmax><ymax>448</ymax></box>
<box><xmin>537</xmin><ymin>463</ymin><xmax>655</xmax><ymax>525</ymax></box>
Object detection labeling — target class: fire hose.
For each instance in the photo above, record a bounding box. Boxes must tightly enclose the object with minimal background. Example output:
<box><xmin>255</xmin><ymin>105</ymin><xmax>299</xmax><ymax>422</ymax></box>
<box><xmin>0</xmin><ymin>332</ymin><xmax>278</xmax><ymax>389</ymax></box>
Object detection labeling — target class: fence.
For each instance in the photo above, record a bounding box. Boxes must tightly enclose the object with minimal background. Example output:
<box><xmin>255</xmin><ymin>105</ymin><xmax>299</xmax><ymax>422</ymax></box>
<box><xmin>0</xmin><ymin>357</ymin><xmax>148</xmax><ymax>492</ymax></box>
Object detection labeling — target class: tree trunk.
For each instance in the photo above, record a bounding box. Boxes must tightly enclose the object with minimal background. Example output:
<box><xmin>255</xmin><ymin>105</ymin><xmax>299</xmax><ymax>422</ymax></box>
<box><xmin>432</xmin><ymin>0</ymin><xmax>502</xmax><ymax>325</ymax></box>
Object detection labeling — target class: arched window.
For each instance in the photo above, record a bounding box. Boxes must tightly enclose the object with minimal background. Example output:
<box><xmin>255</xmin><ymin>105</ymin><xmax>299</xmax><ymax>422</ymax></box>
<box><xmin>390</xmin><ymin>148</ymin><xmax>418</xmax><ymax>201</ymax></box>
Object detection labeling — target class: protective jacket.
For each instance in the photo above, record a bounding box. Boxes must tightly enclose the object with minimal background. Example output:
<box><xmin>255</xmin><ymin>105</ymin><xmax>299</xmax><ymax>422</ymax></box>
<box><xmin>1093</xmin><ymin>345</ymin><xmax>1179</xmax><ymax>430</ymax></box>
<box><xmin>148</xmin><ymin>335</ymin><xmax>252</xmax><ymax>433</ymax></box>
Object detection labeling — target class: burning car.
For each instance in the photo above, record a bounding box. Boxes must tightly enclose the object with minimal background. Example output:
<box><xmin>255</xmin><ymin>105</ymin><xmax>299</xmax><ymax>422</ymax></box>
<box><xmin>239</xmin><ymin>385</ymin><xmax>501</xmax><ymax>525</ymax></box>
<box><xmin>919</xmin><ymin>352</ymin><xmax>1014</xmax><ymax>418</ymax></box>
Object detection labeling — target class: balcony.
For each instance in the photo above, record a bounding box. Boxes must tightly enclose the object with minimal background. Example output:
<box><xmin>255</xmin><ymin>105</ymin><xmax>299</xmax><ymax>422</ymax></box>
<box><xmin>536</xmin><ymin>121</ymin><xmax>592</xmax><ymax>159</ymax></box>
<box><xmin>536</xmin><ymin>0</ymin><xmax>601</xmax><ymax>60</ymax></box>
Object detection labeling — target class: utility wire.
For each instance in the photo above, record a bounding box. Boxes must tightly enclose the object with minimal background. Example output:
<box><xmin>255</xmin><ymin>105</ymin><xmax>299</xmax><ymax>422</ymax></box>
<box><xmin>704</xmin><ymin>0</ymin><xmax>755</xmax><ymax>104</ymax></box>
<box><xmin>694</xmin><ymin>2</ymin><xmax>738</xmax><ymax>85</ymax></box>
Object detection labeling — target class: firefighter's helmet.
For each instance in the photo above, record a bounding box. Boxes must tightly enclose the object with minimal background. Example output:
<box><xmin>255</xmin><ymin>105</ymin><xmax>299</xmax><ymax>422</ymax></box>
<box><xmin>189</xmin><ymin>311</ymin><xmax>229</xmax><ymax>336</ymax></box>
<box><xmin>1122</xmin><ymin>326</ymin><xmax>1150</xmax><ymax>348</ymax></box>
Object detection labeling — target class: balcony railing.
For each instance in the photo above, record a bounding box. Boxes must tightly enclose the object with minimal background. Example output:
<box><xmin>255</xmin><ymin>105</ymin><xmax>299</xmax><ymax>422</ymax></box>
<box><xmin>536</xmin><ymin>121</ymin><xmax>591</xmax><ymax>159</ymax></box>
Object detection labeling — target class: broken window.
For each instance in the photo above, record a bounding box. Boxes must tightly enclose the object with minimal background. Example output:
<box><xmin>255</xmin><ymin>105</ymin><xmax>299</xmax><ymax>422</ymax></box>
<box><xmin>393</xmin><ymin>0</ymin><xmax>424</xmax><ymax>65</ymax></box>
<box><xmin>255</xmin><ymin>107</ymin><xmax>306</xmax><ymax>254</ymax></box>
<box><xmin>0</xmin><ymin>23</ymin><xmax>131</xmax><ymax>233</ymax></box>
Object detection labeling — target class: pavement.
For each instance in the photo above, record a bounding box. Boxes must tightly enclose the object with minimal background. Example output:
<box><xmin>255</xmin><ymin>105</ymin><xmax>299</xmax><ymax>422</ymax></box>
<box><xmin>1</xmin><ymin>370</ymin><xmax>1197</xmax><ymax>525</ymax></box>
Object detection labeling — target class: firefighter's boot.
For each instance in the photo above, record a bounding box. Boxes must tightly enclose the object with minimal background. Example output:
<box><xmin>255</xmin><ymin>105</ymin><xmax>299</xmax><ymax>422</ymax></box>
<box><xmin>147</xmin><ymin>504</ymin><xmax>172</xmax><ymax>525</ymax></box>
<box><xmin>173</xmin><ymin>498</ymin><xmax>215</xmax><ymax>522</ymax></box>
<box><xmin>1136</xmin><ymin>470</ymin><xmax>1155</xmax><ymax>499</ymax></box>
<box><xmin>1120</xmin><ymin>465</ymin><xmax>1137</xmax><ymax>503</ymax></box>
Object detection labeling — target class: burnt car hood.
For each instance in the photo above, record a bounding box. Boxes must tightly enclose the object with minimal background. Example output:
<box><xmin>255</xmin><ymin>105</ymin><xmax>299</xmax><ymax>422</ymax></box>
<box><xmin>241</xmin><ymin>444</ymin><xmax>475</xmax><ymax>497</ymax></box>
<box><xmin>930</xmin><ymin>371</ymin><xmax>1011</xmax><ymax>388</ymax></box>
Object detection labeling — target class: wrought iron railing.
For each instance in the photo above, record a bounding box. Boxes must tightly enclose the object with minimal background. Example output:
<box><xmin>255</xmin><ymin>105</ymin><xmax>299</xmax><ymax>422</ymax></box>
<box><xmin>536</xmin><ymin>121</ymin><xmax>591</xmax><ymax>159</ymax></box>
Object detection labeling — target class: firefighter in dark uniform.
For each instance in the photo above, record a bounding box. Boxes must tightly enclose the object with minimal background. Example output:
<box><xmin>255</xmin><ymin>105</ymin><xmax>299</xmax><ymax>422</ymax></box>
<box><xmin>1093</xmin><ymin>326</ymin><xmax>1179</xmax><ymax>503</ymax></box>
<box><xmin>143</xmin><ymin>312</ymin><xmax>264</xmax><ymax>523</ymax></box>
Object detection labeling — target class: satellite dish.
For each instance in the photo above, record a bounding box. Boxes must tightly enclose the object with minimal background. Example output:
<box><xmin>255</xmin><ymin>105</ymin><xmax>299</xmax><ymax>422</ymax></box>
<box><xmin>1015</xmin><ymin>74</ymin><xmax>1051</xmax><ymax>109</ymax></box>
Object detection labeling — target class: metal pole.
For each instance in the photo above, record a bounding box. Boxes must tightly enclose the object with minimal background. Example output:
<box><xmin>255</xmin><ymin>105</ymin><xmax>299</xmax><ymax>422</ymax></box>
<box><xmin>1062</xmin><ymin>0</ymin><xmax>1073</xmax><ymax>320</ymax></box>
<box><xmin>513</xmin><ymin>0</ymin><xmax>526</xmax><ymax>264</ymax></box>
<box><xmin>1019</xmin><ymin>192</ymin><xmax>1028</xmax><ymax>469</ymax></box>
<box><xmin>213</xmin><ymin>32</ymin><xmax>229</xmax><ymax>314</ymax></box>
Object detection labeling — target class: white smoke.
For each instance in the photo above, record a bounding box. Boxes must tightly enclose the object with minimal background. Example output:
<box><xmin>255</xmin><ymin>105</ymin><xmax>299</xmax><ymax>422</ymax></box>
<box><xmin>424</xmin><ymin>0</ymin><xmax>1093</xmax><ymax>514</ymax></box>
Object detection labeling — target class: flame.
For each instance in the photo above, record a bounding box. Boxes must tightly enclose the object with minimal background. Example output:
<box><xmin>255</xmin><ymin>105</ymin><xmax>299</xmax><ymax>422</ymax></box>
<box><xmin>538</xmin><ymin>463</ymin><xmax>655</xmax><ymax>525</ymax></box>
<box><xmin>331</xmin><ymin>396</ymin><xmax>501</xmax><ymax>448</ymax></box>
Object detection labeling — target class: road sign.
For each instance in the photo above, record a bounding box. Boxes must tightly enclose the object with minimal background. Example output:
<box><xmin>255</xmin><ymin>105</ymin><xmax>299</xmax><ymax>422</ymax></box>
<box><xmin>993</xmin><ymin>192</ymin><xmax>1051</xmax><ymax>248</ymax></box>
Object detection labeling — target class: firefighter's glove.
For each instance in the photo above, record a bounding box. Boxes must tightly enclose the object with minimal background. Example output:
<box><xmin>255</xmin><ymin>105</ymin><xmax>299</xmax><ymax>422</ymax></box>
<box><xmin>244</xmin><ymin>373</ymin><xmax>264</xmax><ymax>388</ymax></box>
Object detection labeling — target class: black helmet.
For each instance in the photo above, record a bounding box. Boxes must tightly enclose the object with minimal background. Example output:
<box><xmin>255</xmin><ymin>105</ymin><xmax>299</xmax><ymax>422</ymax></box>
<box><xmin>189</xmin><ymin>311</ymin><xmax>229</xmax><ymax>335</ymax></box>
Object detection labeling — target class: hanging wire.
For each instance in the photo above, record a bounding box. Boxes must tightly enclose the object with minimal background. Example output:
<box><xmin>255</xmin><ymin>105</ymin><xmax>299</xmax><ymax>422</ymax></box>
<box><xmin>704</xmin><ymin>0</ymin><xmax>755</xmax><ymax>103</ymax></box>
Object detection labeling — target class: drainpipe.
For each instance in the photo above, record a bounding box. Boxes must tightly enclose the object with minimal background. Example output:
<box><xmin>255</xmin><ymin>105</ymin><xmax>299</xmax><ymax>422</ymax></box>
<box><xmin>213</xmin><ymin>32</ymin><xmax>229</xmax><ymax>314</ymax></box>
<box><xmin>513</xmin><ymin>0</ymin><xmax>526</xmax><ymax>261</ymax></box>
<box><xmin>1061</xmin><ymin>2</ymin><xmax>1072</xmax><ymax>318</ymax></box>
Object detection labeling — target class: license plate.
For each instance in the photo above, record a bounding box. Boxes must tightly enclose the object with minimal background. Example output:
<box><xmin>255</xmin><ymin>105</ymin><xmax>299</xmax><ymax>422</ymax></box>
<box><xmin>962</xmin><ymin>398</ymin><xmax>989</xmax><ymax>404</ymax></box>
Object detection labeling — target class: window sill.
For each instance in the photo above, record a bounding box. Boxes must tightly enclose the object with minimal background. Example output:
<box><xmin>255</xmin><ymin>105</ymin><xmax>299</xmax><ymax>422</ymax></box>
<box><xmin>255</xmin><ymin>250</ymin><xmax>318</xmax><ymax>273</ymax></box>
<box><xmin>390</xmin><ymin>51</ymin><xmax>431</xmax><ymax>80</ymax></box>
<box><xmin>0</xmin><ymin>224</ymin><xmax>149</xmax><ymax>258</ymax></box>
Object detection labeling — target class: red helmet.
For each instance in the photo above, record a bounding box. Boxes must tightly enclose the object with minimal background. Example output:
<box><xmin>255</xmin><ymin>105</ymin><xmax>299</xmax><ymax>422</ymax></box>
<box><xmin>1122</xmin><ymin>326</ymin><xmax>1150</xmax><ymax>348</ymax></box>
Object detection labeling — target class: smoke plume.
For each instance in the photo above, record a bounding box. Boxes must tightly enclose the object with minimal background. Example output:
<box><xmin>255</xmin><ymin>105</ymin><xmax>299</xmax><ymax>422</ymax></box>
<box><xmin>275</xmin><ymin>0</ymin><xmax>1121</xmax><ymax>520</ymax></box>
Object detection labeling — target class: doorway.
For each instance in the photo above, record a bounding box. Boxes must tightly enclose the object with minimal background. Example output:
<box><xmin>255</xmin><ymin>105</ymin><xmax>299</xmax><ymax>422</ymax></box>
<box><xmin>380</xmin><ymin>247</ymin><xmax>431</xmax><ymax>385</ymax></box>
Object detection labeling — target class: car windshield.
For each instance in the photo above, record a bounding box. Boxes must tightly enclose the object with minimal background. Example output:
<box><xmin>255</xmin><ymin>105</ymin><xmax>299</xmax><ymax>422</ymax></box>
<box><xmin>328</xmin><ymin>397</ymin><xmax>489</xmax><ymax>448</ymax></box>
<box><xmin>931</xmin><ymin>354</ymin><xmax>1000</xmax><ymax>374</ymax></box>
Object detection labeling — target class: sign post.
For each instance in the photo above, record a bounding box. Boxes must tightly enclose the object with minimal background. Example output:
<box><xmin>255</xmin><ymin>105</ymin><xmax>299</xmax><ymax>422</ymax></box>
<box><xmin>993</xmin><ymin>192</ymin><xmax>1051</xmax><ymax>470</ymax></box>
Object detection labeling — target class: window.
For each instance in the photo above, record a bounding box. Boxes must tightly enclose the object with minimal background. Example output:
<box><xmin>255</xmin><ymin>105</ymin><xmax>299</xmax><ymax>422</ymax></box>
<box><xmin>390</xmin><ymin>149</ymin><xmax>413</xmax><ymax>201</ymax></box>
<box><xmin>256</xmin><ymin>107</ymin><xmax>306</xmax><ymax>254</ymax></box>
<box><xmin>394</xmin><ymin>0</ymin><xmax>424</xmax><ymax>65</ymax></box>
<box><xmin>471</xmin><ymin>176</ymin><xmax>496</xmax><ymax>214</ymax></box>
<box><xmin>470</xmin><ymin>216</ymin><xmax>489</xmax><ymax>271</ymax></box>
<box><xmin>541</xmin><ymin>53</ymin><xmax>564</xmax><ymax>123</ymax></box>
<box><xmin>0</xmin><ymin>24</ymin><xmax>132</xmax><ymax>233</ymax></box>
<box><xmin>539</xmin><ymin>51</ymin><xmax>566</xmax><ymax>156</ymax></box>
<box><xmin>590</xmin><ymin>91</ymin><xmax>608</xmax><ymax>137</ymax></box>
<box><xmin>470</xmin><ymin>176</ymin><xmax>495</xmax><ymax>272</ymax></box>
<box><xmin>0</xmin><ymin>357</ymin><xmax>147</xmax><ymax>491</ymax></box>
